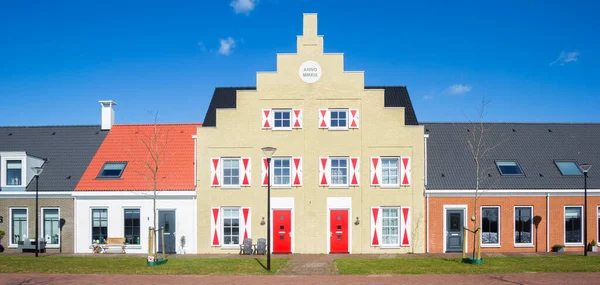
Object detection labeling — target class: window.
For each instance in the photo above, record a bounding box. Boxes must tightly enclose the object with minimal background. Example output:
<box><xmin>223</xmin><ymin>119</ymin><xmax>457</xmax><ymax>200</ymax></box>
<box><xmin>273</xmin><ymin>158</ymin><xmax>291</xmax><ymax>186</ymax></box>
<box><xmin>222</xmin><ymin>208</ymin><xmax>240</xmax><ymax>246</ymax></box>
<box><xmin>91</xmin><ymin>209</ymin><xmax>108</xmax><ymax>243</ymax></box>
<box><xmin>98</xmin><ymin>162</ymin><xmax>126</xmax><ymax>178</ymax></box>
<box><xmin>6</xmin><ymin>160</ymin><xmax>22</xmax><ymax>185</ymax></box>
<box><xmin>10</xmin><ymin>208</ymin><xmax>27</xmax><ymax>245</ymax></box>
<box><xmin>555</xmin><ymin>161</ymin><xmax>583</xmax><ymax>176</ymax></box>
<box><xmin>222</xmin><ymin>158</ymin><xmax>240</xmax><ymax>186</ymax></box>
<box><xmin>330</xmin><ymin>109</ymin><xmax>348</xmax><ymax>129</ymax></box>
<box><xmin>481</xmin><ymin>207</ymin><xmax>499</xmax><ymax>245</ymax></box>
<box><xmin>496</xmin><ymin>161</ymin><xmax>524</xmax><ymax>176</ymax></box>
<box><xmin>273</xmin><ymin>110</ymin><xmax>291</xmax><ymax>129</ymax></box>
<box><xmin>124</xmin><ymin>209</ymin><xmax>140</xmax><ymax>245</ymax></box>
<box><xmin>514</xmin><ymin>207</ymin><xmax>532</xmax><ymax>245</ymax></box>
<box><xmin>330</xmin><ymin>158</ymin><xmax>348</xmax><ymax>185</ymax></box>
<box><xmin>382</xmin><ymin>158</ymin><xmax>399</xmax><ymax>185</ymax></box>
<box><xmin>42</xmin><ymin>208</ymin><xmax>60</xmax><ymax>246</ymax></box>
<box><xmin>381</xmin><ymin>208</ymin><xmax>400</xmax><ymax>246</ymax></box>
<box><xmin>565</xmin><ymin>207</ymin><xmax>583</xmax><ymax>244</ymax></box>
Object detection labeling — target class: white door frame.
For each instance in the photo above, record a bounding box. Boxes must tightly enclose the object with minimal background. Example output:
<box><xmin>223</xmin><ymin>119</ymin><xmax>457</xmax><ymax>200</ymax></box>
<box><xmin>443</xmin><ymin>204</ymin><xmax>468</xmax><ymax>253</ymax></box>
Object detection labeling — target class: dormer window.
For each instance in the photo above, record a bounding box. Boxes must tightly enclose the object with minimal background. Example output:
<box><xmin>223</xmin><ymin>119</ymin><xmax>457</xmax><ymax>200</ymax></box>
<box><xmin>6</xmin><ymin>160</ymin><xmax>22</xmax><ymax>185</ymax></box>
<box><xmin>97</xmin><ymin>162</ymin><xmax>127</xmax><ymax>178</ymax></box>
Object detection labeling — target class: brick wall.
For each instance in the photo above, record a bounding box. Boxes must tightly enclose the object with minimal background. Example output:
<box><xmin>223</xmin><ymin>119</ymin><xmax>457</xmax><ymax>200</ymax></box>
<box><xmin>0</xmin><ymin>198</ymin><xmax>74</xmax><ymax>254</ymax></box>
<box><xmin>427</xmin><ymin>195</ymin><xmax>600</xmax><ymax>253</ymax></box>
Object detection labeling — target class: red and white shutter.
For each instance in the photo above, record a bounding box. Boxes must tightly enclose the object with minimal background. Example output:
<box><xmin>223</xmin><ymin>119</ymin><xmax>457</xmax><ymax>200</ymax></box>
<box><xmin>292</xmin><ymin>157</ymin><xmax>303</xmax><ymax>186</ymax></box>
<box><xmin>261</xmin><ymin>158</ymin><xmax>269</xmax><ymax>186</ymax></box>
<box><xmin>400</xmin><ymin>157</ymin><xmax>411</xmax><ymax>186</ymax></box>
<box><xmin>401</xmin><ymin>207</ymin><xmax>411</xmax><ymax>246</ymax></box>
<box><xmin>371</xmin><ymin>207</ymin><xmax>382</xmax><ymax>246</ymax></box>
<box><xmin>349</xmin><ymin>157</ymin><xmax>360</xmax><ymax>186</ymax></box>
<box><xmin>292</xmin><ymin>109</ymin><xmax>303</xmax><ymax>129</ymax></box>
<box><xmin>211</xmin><ymin>207</ymin><xmax>221</xmax><ymax>246</ymax></box>
<box><xmin>262</xmin><ymin>109</ymin><xmax>273</xmax><ymax>129</ymax></box>
<box><xmin>211</xmin><ymin>158</ymin><xmax>221</xmax><ymax>186</ymax></box>
<box><xmin>240</xmin><ymin>157</ymin><xmax>251</xmax><ymax>186</ymax></box>
<box><xmin>318</xmin><ymin>109</ymin><xmax>329</xmax><ymax>129</ymax></box>
<box><xmin>370</xmin><ymin>157</ymin><xmax>381</xmax><ymax>186</ymax></box>
<box><xmin>349</xmin><ymin>109</ymin><xmax>359</xmax><ymax>129</ymax></box>
<box><xmin>242</xmin><ymin>207</ymin><xmax>251</xmax><ymax>240</ymax></box>
<box><xmin>318</xmin><ymin>157</ymin><xmax>330</xmax><ymax>186</ymax></box>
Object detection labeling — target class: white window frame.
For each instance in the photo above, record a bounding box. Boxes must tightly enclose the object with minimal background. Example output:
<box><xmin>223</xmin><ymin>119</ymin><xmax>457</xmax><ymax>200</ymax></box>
<box><xmin>272</xmin><ymin>109</ymin><xmax>292</xmax><ymax>131</ymax></box>
<box><xmin>480</xmin><ymin>206</ymin><xmax>500</xmax><ymax>247</ymax></box>
<box><xmin>123</xmin><ymin>208</ymin><xmax>142</xmax><ymax>246</ymax></box>
<box><xmin>1</xmin><ymin>153</ymin><xmax>27</xmax><ymax>188</ymax></box>
<box><xmin>41</xmin><ymin>207</ymin><xmax>60</xmax><ymax>248</ymax></box>
<box><xmin>272</xmin><ymin>157</ymin><xmax>292</xmax><ymax>187</ymax></box>
<box><xmin>381</xmin><ymin>157</ymin><xmax>400</xmax><ymax>187</ymax></box>
<box><xmin>330</xmin><ymin>157</ymin><xmax>349</xmax><ymax>187</ymax></box>
<box><xmin>90</xmin><ymin>208</ymin><xmax>108</xmax><ymax>244</ymax></box>
<box><xmin>221</xmin><ymin>158</ymin><xmax>241</xmax><ymax>188</ymax></box>
<box><xmin>597</xmin><ymin>206</ymin><xmax>600</xmax><ymax>244</ymax></box>
<box><xmin>9</xmin><ymin>207</ymin><xmax>28</xmax><ymax>247</ymax></box>
<box><xmin>381</xmin><ymin>207</ymin><xmax>401</xmax><ymax>247</ymax></box>
<box><xmin>329</xmin><ymin>109</ymin><xmax>348</xmax><ymax>130</ymax></box>
<box><xmin>513</xmin><ymin>206</ymin><xmax>534</xmax><ymax>247</ymax></box>
<box><xmin>564</xmin><ymin>206</ymin><xmax>584</xmax><ymax>246</ymax></box>
<box><xmin>221</xmin><ymin>207</ymin><xmax>241</xmax><ymax>248</ymax></box>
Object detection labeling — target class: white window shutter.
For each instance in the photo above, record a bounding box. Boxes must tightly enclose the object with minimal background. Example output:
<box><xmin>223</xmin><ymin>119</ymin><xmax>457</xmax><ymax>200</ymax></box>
<box><xmin>319</xmin><ymin>157</ymin><xmax>329</xmax><ymax>186</ymax></box>
<box><xmin>261</xmin><ymin>158</ymin><xmax>269</xmax><ymax>186</ymax></box>
<box><xmin>401</xmin><ymin>207</ymin><xmax>411</xmax><ymax>246</ymax></box>
<box><xmin>211</xmin><ymin>207</ymin><xmax>221</xmax><ymax>246</ymax></box>
<box><xmin>292</xmin><ymin>109</ymin><xmax>303</xmax><ymax>128</ymax></box>
<box><xmin>370</xmin><ymin>157</ymin><xmax>381</xmax><ymax>186</ymax></box>
<box><xmin>371</xmin><ymin>207</ymin><xmax>382</xmax><ymax>246</ymax></box>
<box><xmin>401</xmin><ymin>157</ymin><xmax>412</xmax><ymax>186</ymax></box>
<box><xmin>318</xmin><ymin>108</ymin><xmax>329</xmax><ymax>128</ymax></box>
<box><xmin>349</xmin><ymin>109</ymin><xmax>359</xmax><ymax>128</ymax></box>
<box><xmin>349</xmin><ymin>157</ymin><xmax>360</xmax><ymax>186</ymax></box>
<box><xmin>242</xmin><ymin>207</ymin><xmax>251</xmax><ymax>240</ymax></box>
<box><xmin>241</xmin><ymin>157</ymin><xmax>251</xmax><ymax>186</ymax></box>
<box><xmin>262</xmin><ymin>109</ymin><xmax>272</xmax><ymax>129</ymax></box>
<box><xmin>292</xmin><ymin>157</ymin><xmax>303</xmax><ymax>186</ymax></box>
<box><xmin>211</xmin><ymin>158</ymin><xmax>221</xmax><ymax>186</ymax></box>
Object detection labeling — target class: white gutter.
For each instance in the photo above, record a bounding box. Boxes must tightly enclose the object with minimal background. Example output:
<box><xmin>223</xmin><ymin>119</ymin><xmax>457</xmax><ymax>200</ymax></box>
<box><xmin>71</xmin><ymin>190</ymin><xmax>197</xmax><ymax>198</ymax></box>
<box><xmin>426</xmin><ymin>189</ymin><xmax>600</xmax><ymax>196</ymax></box>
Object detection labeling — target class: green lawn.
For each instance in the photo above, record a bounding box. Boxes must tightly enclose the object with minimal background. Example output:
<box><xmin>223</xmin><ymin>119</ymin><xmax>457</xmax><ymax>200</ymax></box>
<box><xmin>0</xmin><ymin>256</ymin><xmax>287</xmax><ymax>275</ymax></box>
<box><xmin>336</xmin><ymin>256</ymin><xmax>600</xmax><ymax>275</ymax></box>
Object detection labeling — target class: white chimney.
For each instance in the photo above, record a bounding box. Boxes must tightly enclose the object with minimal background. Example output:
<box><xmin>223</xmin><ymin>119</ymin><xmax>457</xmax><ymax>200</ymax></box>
<box><xmin>99</xmin><ymin>100</ymin><xmax>117</xmax><ymax>130</ymax></box>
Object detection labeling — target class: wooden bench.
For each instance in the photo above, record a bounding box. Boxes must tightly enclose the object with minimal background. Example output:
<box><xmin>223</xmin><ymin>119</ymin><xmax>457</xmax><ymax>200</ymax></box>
<box><xmin>101</xmin><ymin>237</ymin><xmax>126</xmax><ymax>254</ymax></box>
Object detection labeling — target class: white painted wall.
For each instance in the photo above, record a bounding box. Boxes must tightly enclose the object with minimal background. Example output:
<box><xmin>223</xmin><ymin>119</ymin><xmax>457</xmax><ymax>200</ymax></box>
<box><xmin>74</xmin><ymin>194</ymin><xmax>196</xmax><ymax>254</ymax></box>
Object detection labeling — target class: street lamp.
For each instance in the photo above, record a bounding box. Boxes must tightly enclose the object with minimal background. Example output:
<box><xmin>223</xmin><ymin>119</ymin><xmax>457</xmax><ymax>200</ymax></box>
<box><xmin>31</xmin><ymin>166</ymin><xmax>44</xmax><ymax>257</ymax></box>
<box><xmin>261</xmin><ymin>146</ymin><xmax>276</xmax><ymax>271</ymax></box>
<box><xmin>580</xmin><ymin>164</ymin><xmax>592</xmax><ymax>256</ymax></box>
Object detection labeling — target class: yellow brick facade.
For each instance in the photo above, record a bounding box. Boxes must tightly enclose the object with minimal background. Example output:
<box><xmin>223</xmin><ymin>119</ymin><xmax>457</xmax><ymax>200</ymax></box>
<box><xmin>196</xmin><ymin>14</ymin><xmax>425</xmax><ymax>254</ymax></box>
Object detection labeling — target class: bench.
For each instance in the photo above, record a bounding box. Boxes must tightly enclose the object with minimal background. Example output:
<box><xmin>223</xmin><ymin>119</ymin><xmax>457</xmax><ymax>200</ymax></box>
<box><xmin>101</xmin><ymin>237</ymin><xmax>126</xmax><ymax>254</ymax></box>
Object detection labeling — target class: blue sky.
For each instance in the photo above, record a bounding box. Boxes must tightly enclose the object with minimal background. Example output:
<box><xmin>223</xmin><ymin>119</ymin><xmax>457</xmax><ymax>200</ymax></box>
<box><xmin>1</xmin><ymin>0</ymin><xmax>598</xmax><ymax>126</ymax></box>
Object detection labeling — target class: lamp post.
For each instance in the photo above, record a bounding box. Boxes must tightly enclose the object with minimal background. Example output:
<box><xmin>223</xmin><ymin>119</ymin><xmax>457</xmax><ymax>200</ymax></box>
<box><xmin>580</xmin><ymin>164</ymin><xmax>592</xmax><ymax>256</ymax></box>
<box><xmin>31</xmin><ymin>166</ymin><xmax>44</xmax><ymax>257</ymax></box>
<box><xmin>261</xmin><ymin>146</ymin><xmax>276</xmax><ymax>271</ymax></box>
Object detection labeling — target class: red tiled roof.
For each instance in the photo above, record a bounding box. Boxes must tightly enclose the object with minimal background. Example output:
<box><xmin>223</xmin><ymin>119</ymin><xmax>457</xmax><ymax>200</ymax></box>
<box><xmin>75</xmin><ymin>123</ymin><xmax>200</xmax><ymax>191</ymax></box>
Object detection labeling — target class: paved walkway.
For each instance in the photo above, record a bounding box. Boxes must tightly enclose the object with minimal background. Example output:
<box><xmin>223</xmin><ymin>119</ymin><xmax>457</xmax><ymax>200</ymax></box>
<box><xmin>3</xmin><ymin>272</ymin><xmax>600</xmax><ymax>285</ymax></box>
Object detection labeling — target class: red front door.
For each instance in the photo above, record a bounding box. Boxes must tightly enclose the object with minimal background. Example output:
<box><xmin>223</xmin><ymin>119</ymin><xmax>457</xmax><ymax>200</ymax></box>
<box><xmin>273</xmin><ymin>210</ymin><xmax>292</xmax><ymax>253</ymax></box>
<box><xmin>329</xmin><ymin>209</ymin><xmax>349</xmax><ymax>253</ymax></box>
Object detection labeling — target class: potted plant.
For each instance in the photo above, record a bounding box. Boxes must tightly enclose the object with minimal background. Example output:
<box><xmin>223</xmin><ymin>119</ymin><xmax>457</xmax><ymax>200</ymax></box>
<box><xmin>0</xmin><ymin>229</ymin><xmax>5</xmax><ymax>253</ymax></box>
<box><xmin>552</xmin><ymin>244</ymin><xmax>565</xmax><ymax>252</ymax></box>
<box><xmin>589</xmin><ymin>240</ymin><xmax>598</xmax><ymax>252</ymax></box>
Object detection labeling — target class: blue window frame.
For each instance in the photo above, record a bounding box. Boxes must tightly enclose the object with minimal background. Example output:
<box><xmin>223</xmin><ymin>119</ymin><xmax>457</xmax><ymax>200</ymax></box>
<box><xmin>273</xmin><ymin>110</ymin><xmax>291</xmax><ymax>129</ymax></box>
<box><xmin>330</xmin><ymin>109</ymin><xmax>347</xmax><ymax>129</ymax></box>
<box><xmin>98</xmin><ymin>162</ymin><xmax>127</xmax><ymax>178</ymax></box>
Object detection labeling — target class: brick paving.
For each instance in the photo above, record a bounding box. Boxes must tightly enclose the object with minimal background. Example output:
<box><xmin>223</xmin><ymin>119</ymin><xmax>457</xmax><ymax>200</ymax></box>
<box><xmin>3</xmin><ymin>272</ymin><xmax>600</xmax><ymax>285</ymax></box>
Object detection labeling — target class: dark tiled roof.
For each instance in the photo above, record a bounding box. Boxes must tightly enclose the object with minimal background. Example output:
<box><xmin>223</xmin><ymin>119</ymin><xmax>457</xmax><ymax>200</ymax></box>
<box><xmin>202</xmin><ymin>86</ymin><xmax>418</xmax><ymax>127</ymax></box>
<box><xmin>0</xmin><ymin>125</ymin><xmax>108</xmax><ymax>191</ymax></box>
<box><xmin>424</xmin><ymin>123</ymin><xmax>600</xmax><ymax>190</ymax></box>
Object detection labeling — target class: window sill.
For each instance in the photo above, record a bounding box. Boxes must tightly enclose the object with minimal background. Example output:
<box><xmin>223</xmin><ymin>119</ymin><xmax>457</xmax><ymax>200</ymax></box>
<box><xmin>481</xmin><ymin>244</ymin><xmax>501</xmax><ymax>248</ymax></box>
<box><xmin>272</xmin><ymin>128</ymin><xmax>292</xmax><ymax>131</ymax></box>
<box><xmin>221</xmin><ymin>245</ymin><xmax>240</xmax><ymax>250</ymax></box>
<box><xmin>8</xmin><ymin>245</ymin><xmax>18</xmax><ymax>249</ymax></box>
<box><xmin>565</xmin><ymin>243</ymin><xmax>584</xmax><ymax>247</ymax></box>
<box><xmin>46</xmin><ymin>245</ymin><xmax>60</xmax><ymax>249</ymax></box>
<box><xmin>380</xmin><ymin>245</ymin><xmax>401</xmax><ymax>249</ymax></box>
<box><xmin>329</xmin><ymin>185</ymin><xmax>349</xmax><ymax>189</ymax></box>
<box><xmin>514</xmin><ymin>244</ymin><xmax>534</xmax><ymax>248</ymax></box>
<box><xmin>272</xmin><ymin>185</ymin><xmax>292</xmax><ymax>189</ymax></box>
<box><xmin>328</xmin><ymin>128</ymin><xmax>349</xmax><ymax>131</ymax></box>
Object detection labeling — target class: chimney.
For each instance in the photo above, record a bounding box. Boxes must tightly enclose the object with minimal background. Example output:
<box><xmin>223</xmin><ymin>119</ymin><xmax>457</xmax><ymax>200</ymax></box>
<box><xmin>99</xmin><ymin>100</ymin><xmax>117</xmax><ymax>130</ymax></box>
<box><xmin>297</xmin><ymin>13</ymin><xmax>323</xmax><ymax>54</ymax></box>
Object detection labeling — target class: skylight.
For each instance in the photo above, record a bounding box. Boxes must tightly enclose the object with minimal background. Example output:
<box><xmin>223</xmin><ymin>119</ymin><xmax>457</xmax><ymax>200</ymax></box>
<box><xmin>496</xmin><ymin>161</ymin><xmax>524</xmax><ymax>176</ymax></box>
<box><xmin>555</xmin><ymin>161</ymin><xmax>583</xmax><ymax>176</ymax></box>
<box><xmin>98</xmin><ymin>162</ymin><xmax>127</xmax><ymax>178</ymax></box>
